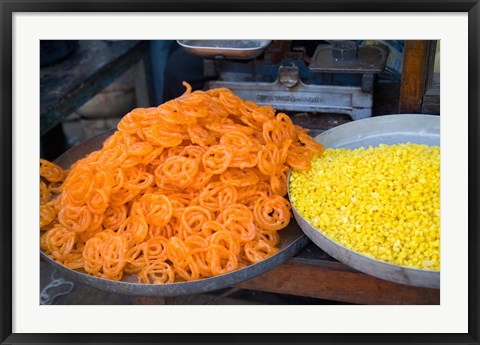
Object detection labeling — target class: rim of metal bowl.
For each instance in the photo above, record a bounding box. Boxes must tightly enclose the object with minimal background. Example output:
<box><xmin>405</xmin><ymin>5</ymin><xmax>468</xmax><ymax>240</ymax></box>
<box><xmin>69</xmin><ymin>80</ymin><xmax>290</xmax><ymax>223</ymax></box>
<box><xmin>287</xmin><ymin>114</ymin><xmax>440</xmax><ymax>289</ymax></box>
<box><xmin>40</xmin><ymin>129</ymin><xmax>309</xmax><ymax>297</ymax></box>
<box><xmin>40</xmin><ymin>227</ymin><xmax>308</xmax><ymax>296</ymax></box>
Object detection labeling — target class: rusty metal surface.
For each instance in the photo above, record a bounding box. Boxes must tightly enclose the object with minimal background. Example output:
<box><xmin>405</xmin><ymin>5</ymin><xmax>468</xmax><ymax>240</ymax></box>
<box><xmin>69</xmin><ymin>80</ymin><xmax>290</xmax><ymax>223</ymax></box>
<box><xmin>288</xmin><ymin>114</ymin><xmax>440</xmax><ymax>289</ymax></box>
<box><xmin>209</xmin><ymin>78</ymin><xmax>373</xmax><ymax>120</ymax></box>
<box><xmin>309</xmin><ymin>43</ymin><xmax>389</xmax><ymax>74</ymax></box>
<box><xmin>40</xmin><ymin>129</ymin><xmax>308</xmax><ymax>297</ymax></box>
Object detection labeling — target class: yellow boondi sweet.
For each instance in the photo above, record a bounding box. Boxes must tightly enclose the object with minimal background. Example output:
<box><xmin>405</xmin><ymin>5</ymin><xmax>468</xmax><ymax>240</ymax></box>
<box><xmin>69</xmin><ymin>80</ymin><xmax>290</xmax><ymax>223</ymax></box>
<box><xmin>289</xmin><ymin>143</ymin><xmax>440</xmax><ymax>270</ymax></box>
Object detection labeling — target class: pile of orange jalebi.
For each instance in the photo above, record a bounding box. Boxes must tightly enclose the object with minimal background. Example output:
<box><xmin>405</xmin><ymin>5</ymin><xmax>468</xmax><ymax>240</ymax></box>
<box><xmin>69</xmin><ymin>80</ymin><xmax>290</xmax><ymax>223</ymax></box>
<box><xmin>40</xmin><ymin>83</ymin><xmax>324</xmax><ymax>283</ymax></box>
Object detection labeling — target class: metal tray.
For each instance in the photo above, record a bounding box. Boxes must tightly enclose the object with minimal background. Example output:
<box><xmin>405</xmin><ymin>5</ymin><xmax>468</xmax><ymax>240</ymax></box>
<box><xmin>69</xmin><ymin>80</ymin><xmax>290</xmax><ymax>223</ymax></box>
<box><xmin>41</xmin><ymin>129</ymin><xmax>308</xmax><ymax>297</ymax></box>
<box><xmin>177</xmin><ymin>40</ymin><xmax>271</xmax><ymax>59</ymax></box>
<box><xmin>289</xmin><ymin>114</ymin><xmax>440</xmax><ymax>289</ymax></box>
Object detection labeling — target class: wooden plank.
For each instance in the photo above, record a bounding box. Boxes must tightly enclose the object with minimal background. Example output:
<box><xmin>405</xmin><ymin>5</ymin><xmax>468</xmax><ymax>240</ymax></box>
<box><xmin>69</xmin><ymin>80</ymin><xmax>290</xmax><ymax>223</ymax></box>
<box><xmin>422</xmin><ymin>41</ymin><xmax>440</xmax><ymax>115</ymax></box>
<box><xmin>40</xmin><ymin>40</ymin><xmax>148</xmax><ymax>135</ymax></box>
<box><xmin>237</xmin><ymin>262</ymin><xmax>440</xmax><ymax>305</ymax></box>
<box><xmin>398</xmin><ymin>40</ymin><xmax>430</xmax><ymax>114</ymax></box>
<box><xmin>422</xmin><ymin>93</ymin><xmax>440</xmax><ymax>115</ymax></box>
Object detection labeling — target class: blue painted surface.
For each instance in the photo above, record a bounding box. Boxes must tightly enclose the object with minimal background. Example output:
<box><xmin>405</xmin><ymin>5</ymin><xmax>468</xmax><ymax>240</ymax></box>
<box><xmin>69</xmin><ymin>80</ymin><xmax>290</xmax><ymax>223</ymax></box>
<box><xmin>149</xmin><ymin>40</ymin><xmax>175</xmax><ymax>105</ymax></box>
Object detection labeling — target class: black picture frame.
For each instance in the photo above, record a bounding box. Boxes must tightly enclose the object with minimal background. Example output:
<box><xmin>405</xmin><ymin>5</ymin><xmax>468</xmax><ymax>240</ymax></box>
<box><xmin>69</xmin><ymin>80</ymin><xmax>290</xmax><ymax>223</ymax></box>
<box><xmin>1</xmin><ymin>1</ymin><xmax>479</xmax><ymax>344</ymax></box>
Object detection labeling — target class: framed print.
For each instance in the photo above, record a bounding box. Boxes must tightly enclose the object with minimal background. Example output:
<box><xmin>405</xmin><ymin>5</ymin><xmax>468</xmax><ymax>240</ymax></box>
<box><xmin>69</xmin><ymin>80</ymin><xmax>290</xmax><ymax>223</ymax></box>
<box><xmin>1</xmin><ymin>1</ymin><xmax>479</xmax><ymax>344</ymax></box>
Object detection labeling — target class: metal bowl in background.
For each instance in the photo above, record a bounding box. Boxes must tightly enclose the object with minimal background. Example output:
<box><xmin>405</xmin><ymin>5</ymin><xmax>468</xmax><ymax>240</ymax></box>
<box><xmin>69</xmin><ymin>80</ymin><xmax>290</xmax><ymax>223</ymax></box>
<box><xmin>40</xmin><ymin>40</ymin><xmax>78</xmax><ymax>67</ymax></box>
<box><xmin>289</xmin><ymin>114</ymin><xmax>441</xmax><ymax>289</ymax></box>
<box><xmin>177</xmin><ymin>40</ymin><xmax>272</xmax><ymax>59</ymax></box>
<box><xmin>41</xmin><ymin>129</ymin><xmax>308</xmax><ymax>297</ymax></box>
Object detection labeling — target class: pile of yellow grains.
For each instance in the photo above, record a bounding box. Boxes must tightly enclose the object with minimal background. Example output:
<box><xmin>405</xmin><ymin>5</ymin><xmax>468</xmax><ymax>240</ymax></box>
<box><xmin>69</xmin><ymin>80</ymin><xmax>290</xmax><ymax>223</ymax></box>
<box><xmin>289</xmin><ymin>142</ymin><xmax>440</xmax><ymax>270</ymax></box>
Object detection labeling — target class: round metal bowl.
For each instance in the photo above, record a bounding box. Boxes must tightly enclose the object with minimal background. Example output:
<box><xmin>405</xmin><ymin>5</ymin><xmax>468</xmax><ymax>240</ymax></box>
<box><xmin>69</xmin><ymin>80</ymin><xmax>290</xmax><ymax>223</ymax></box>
<box><xmin>289</xmin><ymin>114</ymin><xmax>440</xmax><ymax>289</ymax></box>
<box><xmin>177</xmin><ymin>40</ymin><xmax>272</xmax><ymax>59</ymax></box>
<box><xmin>41</xmin><ymin>130</ymin><xmax>308</xmax><ymax>297</ymax></box>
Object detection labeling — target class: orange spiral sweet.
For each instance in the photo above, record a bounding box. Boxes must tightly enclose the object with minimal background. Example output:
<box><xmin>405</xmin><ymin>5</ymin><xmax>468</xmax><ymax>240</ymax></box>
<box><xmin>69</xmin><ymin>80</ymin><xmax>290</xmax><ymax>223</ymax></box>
<box><xmin>40</xmin><ymin>202</ymin><xmax>57</xmax><ymax>229</ymax></box>
<box><xmin>202</xmin><ymin>145</ymin><xmax>232</xmax><ymax>174</ymax></box>
<box><xmin>140</xmin><ymin>193</ymin><xmax>173</xmax><ymax>227</ymax></box>
<box><xmin>40</xmin><ymin>159</ymin><xmax>65</xmax><ymax>183</ymax></box>
<box><xmin>45</xmin><ymin>225</ymin><xmax>76</xmax><ymax>260</ymax></box>
<box><xmin>40</xmin><ymin>180</ymin><xmax>51</xmax><ymax>204</ymax></box>
<box><xmin>39</xmin><ymin>82</ymin><xmax>323</xmax><ymax>283</ymax></box>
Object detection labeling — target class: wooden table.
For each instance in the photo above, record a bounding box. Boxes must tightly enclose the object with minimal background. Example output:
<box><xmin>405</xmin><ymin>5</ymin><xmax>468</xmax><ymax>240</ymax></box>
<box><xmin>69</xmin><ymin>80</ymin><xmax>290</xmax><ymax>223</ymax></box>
<box><xmin>237</xmin><ymin>242</ymin><xmax>439</xmax><ymax>305</ymax></box>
